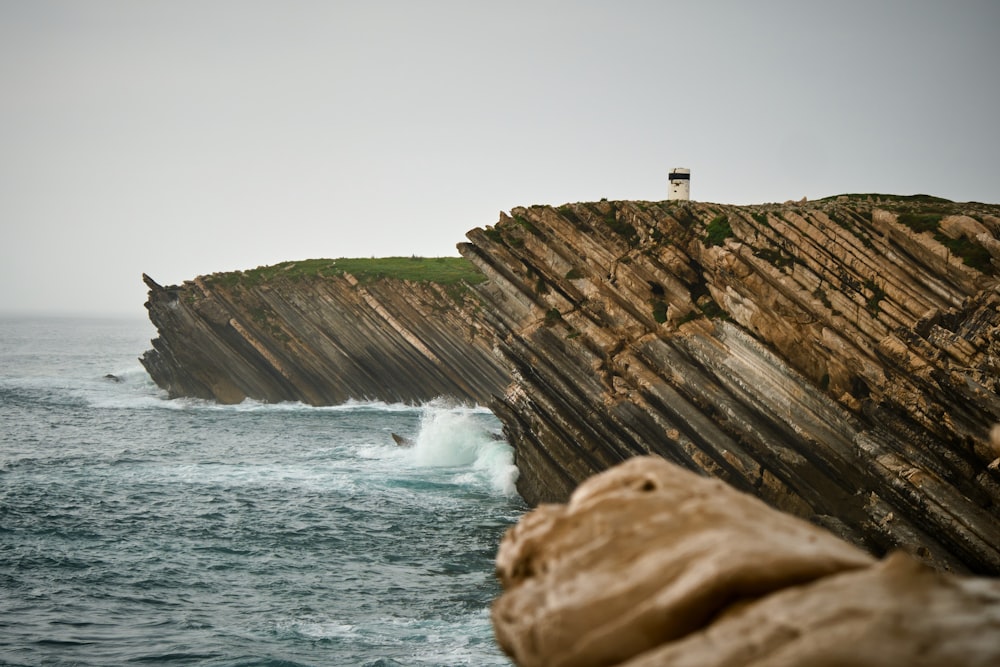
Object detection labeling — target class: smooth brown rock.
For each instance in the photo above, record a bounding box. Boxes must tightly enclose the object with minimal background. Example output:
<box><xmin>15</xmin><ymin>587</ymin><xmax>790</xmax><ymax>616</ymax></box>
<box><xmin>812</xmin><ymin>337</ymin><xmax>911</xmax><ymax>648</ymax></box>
<box><xmin>493</xmin><ymin>456</ymin><xmax>1000</xmax><ymax>667</ymax></box>
<box><xmin>492</xmin><ymin>457</ymin><xmax>874</xmax><ymax>667</ymax></box>
<box><xmin>621</xmin><ymin>552</ymin><xmax>1000</xmax><ymax>667</ymax></box>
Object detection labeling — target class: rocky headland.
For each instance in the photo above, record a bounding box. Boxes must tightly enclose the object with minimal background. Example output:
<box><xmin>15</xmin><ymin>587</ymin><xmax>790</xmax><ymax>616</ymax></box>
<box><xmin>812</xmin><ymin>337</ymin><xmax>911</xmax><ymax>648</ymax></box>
<box><xmin>141</xmin><ymin>257</ymin><xmax>508</xmax><ymax>405</ymax></box>
<box><xmin>141</xmin><ymin>194</ymin><xmax>1000</xmax><ymax>575</ymax></box>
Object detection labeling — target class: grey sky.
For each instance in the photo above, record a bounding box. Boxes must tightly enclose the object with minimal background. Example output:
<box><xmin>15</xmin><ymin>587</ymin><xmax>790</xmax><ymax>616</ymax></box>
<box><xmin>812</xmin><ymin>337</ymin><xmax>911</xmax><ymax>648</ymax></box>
<box><xmin>2</xmin><ymin>1</ymin><xmax>998</xmax><ymax>316</ymax></box>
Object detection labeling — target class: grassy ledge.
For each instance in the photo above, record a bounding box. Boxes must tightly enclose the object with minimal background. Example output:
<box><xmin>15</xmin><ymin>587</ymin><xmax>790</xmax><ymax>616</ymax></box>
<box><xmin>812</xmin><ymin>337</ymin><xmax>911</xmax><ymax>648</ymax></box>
<box><xmin>205</xmin><ymin>256</ymin><xmax>487</xmax><ymax>288</ymax></box>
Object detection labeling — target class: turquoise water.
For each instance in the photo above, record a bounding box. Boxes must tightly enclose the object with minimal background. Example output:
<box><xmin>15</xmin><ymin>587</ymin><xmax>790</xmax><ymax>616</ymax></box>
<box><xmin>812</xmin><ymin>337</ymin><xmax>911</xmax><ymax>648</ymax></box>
<box><xmin>0</xmin><ymin>316</ymin><xmax>524</xmax><ymax>666</ymax></box>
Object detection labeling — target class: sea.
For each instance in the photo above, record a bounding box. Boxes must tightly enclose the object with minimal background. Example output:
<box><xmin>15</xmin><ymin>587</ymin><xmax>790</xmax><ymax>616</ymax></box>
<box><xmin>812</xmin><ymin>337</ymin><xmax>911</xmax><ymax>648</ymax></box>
<box><xmin>0</xmin><ymin>315</ymin><xmax>526</xmax><ymax>667</ymax></box>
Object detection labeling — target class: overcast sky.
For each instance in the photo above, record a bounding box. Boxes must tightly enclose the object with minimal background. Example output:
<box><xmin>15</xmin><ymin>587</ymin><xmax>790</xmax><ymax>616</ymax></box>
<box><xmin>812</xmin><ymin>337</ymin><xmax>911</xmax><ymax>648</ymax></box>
<box><xmin>2</xmin><ymin>1</ymin><xmax>998</xmax><ymax>316</ymax></box>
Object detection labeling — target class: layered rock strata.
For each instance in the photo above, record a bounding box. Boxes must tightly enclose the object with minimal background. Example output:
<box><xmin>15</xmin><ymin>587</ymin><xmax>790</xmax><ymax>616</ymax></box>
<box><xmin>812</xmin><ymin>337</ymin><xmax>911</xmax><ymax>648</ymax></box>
<box><xmin>140</xmin><ymin>266</ymin><xmax>508</xmax><ymax>405</ymax></box>
<box><xmin>459</xmin><ymin>196</ymin><xmax>1000</xmax><ymax>574</ymax></box>
<box><xmin>141</xmin><ymin>196</ymin><xmax>1000</xmax><ymax>574</ymax></box>
<box><xmin>492</xmin><ymin>456</ymin><xmax>1000</xmax><ymax>667</ymax></box>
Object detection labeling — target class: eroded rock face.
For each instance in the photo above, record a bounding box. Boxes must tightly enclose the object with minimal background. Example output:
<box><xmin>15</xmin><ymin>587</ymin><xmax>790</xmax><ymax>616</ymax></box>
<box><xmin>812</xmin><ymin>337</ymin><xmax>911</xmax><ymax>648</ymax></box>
<box><xmin>140</xmin><ymin>270</ymin><xmax>508</xmax><ymax>406</ymax></box>
<box><xmin>492</xmin><ymin>456</ymin><xmax>1000</xmax><ymax>667</ymax></box>
<box><xmin>460</xmin><ymin>197</ymin><xmax>1000</xmax><ymax>574</ymax></box>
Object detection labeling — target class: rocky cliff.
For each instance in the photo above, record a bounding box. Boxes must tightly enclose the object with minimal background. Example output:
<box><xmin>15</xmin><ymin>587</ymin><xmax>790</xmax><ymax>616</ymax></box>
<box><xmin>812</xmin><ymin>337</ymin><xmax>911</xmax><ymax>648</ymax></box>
<box><xmin>140</xmin><ymin>258</ymin><xmax>509</xmax><ymax>406</ymax></box>
<box><xmin>141</xmin><ymin>195</ymin><xmax>1000</xmax><ymax>574</ymax></box>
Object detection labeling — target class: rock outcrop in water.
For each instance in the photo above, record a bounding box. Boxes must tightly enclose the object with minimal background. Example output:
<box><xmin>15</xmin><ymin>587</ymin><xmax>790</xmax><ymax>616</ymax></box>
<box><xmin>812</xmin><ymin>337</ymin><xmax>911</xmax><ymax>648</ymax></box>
<box><xmin>491</xmin><ymin>456</ymin><xmax>1000</xmax><ymax>667</ymax></box>
<box><xmin>141</xmin><ymin>195</ymin><xmax>1000</xmax><ymax>574</ymax></box>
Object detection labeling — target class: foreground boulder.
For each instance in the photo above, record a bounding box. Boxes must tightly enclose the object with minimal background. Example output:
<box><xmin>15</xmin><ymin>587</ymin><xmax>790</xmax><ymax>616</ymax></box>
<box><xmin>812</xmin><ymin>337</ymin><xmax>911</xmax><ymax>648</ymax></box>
<box><xmin>492</xmin><ymin>456</ymin><xmax>1000</xmax><ymax>667</ymax></box>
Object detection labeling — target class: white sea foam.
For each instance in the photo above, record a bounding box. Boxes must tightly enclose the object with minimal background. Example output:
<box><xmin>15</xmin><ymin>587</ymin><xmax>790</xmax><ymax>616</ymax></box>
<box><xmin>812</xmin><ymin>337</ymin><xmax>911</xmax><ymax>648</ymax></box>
<box><xmin>72</xmin><ymin>365</ymin><xmax>519</xmax><ymax>495</ymax></box>
<box><xmin>273</xmin><ymin>609</ymin><xmax>500</xmax><ymax>662</ymax></box>
<box><xmin>83</xmin><ymin>374</ymin><xmax>427</xmax><ymax>413</ymax></box>
<box><xmin>276</xmin><ymin>617</ymin><xmax>362</xmax><ymax>640</ymax></box>
<box><xmin>410</xmin><ymin>402</ymin><xmax>519</xmax><ymax>496</ymax></box>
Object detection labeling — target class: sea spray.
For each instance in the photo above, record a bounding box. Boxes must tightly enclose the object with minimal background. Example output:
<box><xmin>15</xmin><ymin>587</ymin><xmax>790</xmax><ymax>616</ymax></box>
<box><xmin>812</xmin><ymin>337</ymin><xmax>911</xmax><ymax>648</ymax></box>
<box><xmin>411</xmin><ymin>399</ymin><xmax>519</xmax><ymax>496</ymax></box>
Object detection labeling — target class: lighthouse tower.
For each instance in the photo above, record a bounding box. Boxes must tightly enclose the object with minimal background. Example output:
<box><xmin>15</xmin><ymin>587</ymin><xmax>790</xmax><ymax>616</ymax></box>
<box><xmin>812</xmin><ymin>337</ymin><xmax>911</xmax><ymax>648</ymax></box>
<box><xmin>668</xmin><ymin>168</ymin><xmax>691</xmax><ymax>201</ymax></box>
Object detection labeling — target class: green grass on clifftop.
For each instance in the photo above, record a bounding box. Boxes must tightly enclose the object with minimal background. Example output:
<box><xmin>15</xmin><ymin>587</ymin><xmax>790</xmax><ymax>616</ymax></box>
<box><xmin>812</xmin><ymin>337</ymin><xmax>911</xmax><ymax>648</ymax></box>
<box><xmin>207</xmin><ymin>256</ymin><xmax>486</xmax><ymax>288</ymax></box>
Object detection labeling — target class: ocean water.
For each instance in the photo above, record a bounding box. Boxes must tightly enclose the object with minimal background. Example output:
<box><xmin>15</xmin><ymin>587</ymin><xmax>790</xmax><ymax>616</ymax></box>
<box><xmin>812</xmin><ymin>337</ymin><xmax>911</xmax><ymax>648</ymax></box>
<box><xmin>0</xmin><ymin>316</ymin><xmax>525</xmax><ymax>666</ymax></box>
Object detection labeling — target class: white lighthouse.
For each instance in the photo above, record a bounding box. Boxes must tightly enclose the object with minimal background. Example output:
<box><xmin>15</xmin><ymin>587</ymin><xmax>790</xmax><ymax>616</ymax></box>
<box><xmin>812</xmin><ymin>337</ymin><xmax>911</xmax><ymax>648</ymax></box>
<box><xmin>668</xmin><ymin>168</ymin><xmax>691</xmax><ymax>201</ymax></box>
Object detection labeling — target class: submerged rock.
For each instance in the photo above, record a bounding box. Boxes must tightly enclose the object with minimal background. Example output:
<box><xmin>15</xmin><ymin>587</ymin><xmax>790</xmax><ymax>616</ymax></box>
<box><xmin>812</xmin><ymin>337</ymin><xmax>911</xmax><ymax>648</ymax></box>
<box><xmin>391</xmin><ymin>432</ymin><xmax>413</xmax><ymax>447</ymax></box>
<box><xmin>492</xmin><ymin>456</ymin><xmax>1000</xmax><ymax>667</ymax></box>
